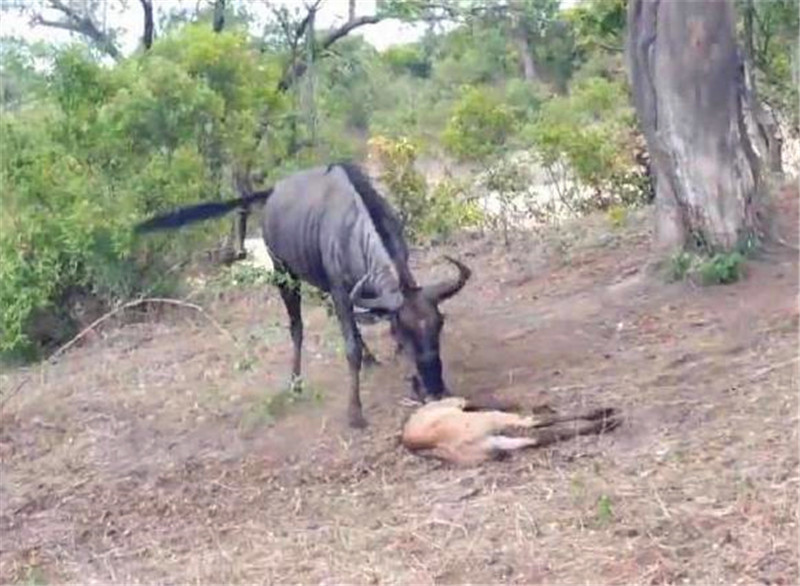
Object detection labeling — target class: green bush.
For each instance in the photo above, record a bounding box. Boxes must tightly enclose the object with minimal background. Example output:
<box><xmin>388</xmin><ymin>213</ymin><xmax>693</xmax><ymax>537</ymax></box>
<box><xmin>698</xmin><ymin>252</ymin><xmax>745</xmax><ymax>285</ymax></box>
<box><xmin>526</xmin><ymin>76</ymin><xmax>649</xmax><ymax>211</ymax></box>
<box><xmin>665</xmin><ymin>250</ymin><xmax>745</xmax><ymax>286</ymax></box>
<box><xmin>368</xmin><ymin>135</ymin><xmax>483</xmax><ymax>244</ymax></box>
<box><xmin>441</xmin><ymin>85</ymin><xmax>514</xmax><ymax>162</ymax></box>
<box><xmin>381</xmin><ymin>44</ymin><xmax>431</xmax><ymax>79</ymax></box>
<box><xmin>0</xmin><ymin>28</ymin><xmax>286</xmax><ymax>359</ymax></box>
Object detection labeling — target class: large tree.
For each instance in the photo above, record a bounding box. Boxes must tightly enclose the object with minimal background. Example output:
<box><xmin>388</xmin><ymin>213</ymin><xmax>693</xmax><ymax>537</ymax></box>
<box><xmin>627</xmin><ymin>0</ymin><xmax>765</xmax><ymax>253</ymax></box>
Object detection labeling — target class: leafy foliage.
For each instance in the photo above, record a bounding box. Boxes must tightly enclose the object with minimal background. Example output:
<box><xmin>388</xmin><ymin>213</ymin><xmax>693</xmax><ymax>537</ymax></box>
<box><xmin>368</xmin><ymin>135</ymin><xmax>483</xmax><ymax>243</ymax></box>
<box><xmin>0</xmin><ymin>27</ymin><xmax>287</xmax><ymax>358</ymax></box>
<box><xmin>526</xmin><ymin>76</ymin><xmax>648</xmax><ymax>211</ymax></box>
<box><xmin>665</xmin><ymin>251</ymin><xmax>746</xmax><ymax>286</ymax></box>
<box><xmin>735</xmin><ymin>0</ymin><xmax>799</xmax><ymax>126</ymax></box>
<box><xmin>442</xmin><ymin>85</ymin><xmax>514</xmax><ymax>162</ymax></box>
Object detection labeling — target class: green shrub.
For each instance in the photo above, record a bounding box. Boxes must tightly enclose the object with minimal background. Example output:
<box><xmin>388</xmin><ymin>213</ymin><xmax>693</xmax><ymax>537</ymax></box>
<box><xmin>0</xmin><ymin>28</ymin><xmax>286</xmax><ymax>359</ymax></box>
<box><xmin>665</xmin><ymin>250</ymin><xmax>745</xmax><ymax>285</ymax></box>
<box><xmin>698</xmin><ymin>252</ymin><xmax>745</xmax><ymax>285</ymax></box>
<box><xmin>368</xmin><ymin>135</ymin><xmax>484</xmax><ymax>244</ymax></box>
<box><xmin>666</xmin><ymin>251</ymin><xmax>695</xmax><ymax>282</ymax></box>
<box><xmin>381</xmin><ymin>44</ymin><xmax>431</xmax><ymax>78</ymax></box>
<box><xmin>441</xmin><ymin>85</ymin><xmax>514</xmax><ymax>162</ymax></box>
<box><xmin>526</xmin><ymin>76</ymin><xmax>649</xmax><ymax>211</ymax></box>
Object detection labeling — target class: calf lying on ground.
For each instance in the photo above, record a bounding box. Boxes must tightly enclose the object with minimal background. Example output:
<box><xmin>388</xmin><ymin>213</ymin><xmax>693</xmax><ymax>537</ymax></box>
<box><xmin>401</xmin><ymin>397</ymin><xmax>621</xmax><ymax>465</ymax></box>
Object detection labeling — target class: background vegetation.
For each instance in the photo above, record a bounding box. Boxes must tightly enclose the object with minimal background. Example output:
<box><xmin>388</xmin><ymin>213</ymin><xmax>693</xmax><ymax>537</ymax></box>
<box><xmin>0</xmin><ymin>0</ymin><xmax>796</xmax><ymax>359</ymax></box>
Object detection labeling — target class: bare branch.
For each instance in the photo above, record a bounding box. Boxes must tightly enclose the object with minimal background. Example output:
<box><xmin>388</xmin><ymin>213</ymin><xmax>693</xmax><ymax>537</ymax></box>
<box><xmin>0</xmin><ymin>297</ymin><xmax>239</xmax><ymax>409</ymax></box>
<box><xmin>321</xmin><ymin>14</ymin><xmax>382</xmax><ymax>50</ymax></box>
<box><xmin>277</xmin><ymin>13</ymin><xmax>384</xmax><ymax>91</ymax></box>
<box><xmin>32</xmin><ymin>0</ymin><xmax>121</xmax><ymax>60</ymax></box>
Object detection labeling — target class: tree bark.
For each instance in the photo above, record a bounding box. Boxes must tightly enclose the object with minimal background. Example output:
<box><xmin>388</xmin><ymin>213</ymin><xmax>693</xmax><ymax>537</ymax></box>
<box><xmin>513</xmin><ymin>28</ymin><xmax>537</xmax><ymax>82</ymax></box>
<box><xmin>139</xmin><ymin>0</ymin><xmax>154</xmax><ymax>50</ymax></box>
<box><xmin>741</xmin><ymin>0</ymin><xmax>783</xmax><ymax>177</ymax></box>
<box><xmin>626</xmin><ymin>0</ymin><xmax>763</xmax><ymax>252</ymax></box>
<box><xmin>212</xmin><ymin>0</ymin><xmax>225</xmax><ymax>33</ymax></box>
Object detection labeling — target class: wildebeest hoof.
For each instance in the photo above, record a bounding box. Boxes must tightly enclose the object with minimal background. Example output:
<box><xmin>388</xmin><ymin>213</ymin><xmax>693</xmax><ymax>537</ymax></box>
<box><xmin>362</xmin><ymin>354</ymin><xmax>381</xmax><ymax>369</ymax></box>
<box><xmin>399</xmin><ymin>397</ymin><xmax>423</xmax><ymax>407</ymax></box>
<box><xmin>348</xmin><ymin>408</ymin><xmax>368</xmax><ymax>429</ymax></box>
<box><xmin>287</xmin><ymin>375</ymin><xmax>304</xmax><ymax>394</ymax></box>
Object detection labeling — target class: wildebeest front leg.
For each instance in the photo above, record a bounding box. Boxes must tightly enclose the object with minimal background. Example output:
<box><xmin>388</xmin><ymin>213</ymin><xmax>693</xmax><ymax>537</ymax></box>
<box><xmin>276</xmin><ymin>273</ymin><xmax>303</xmax><ymax>392</ymax></box>
<box><xmin>330</xmin><ymin>290</ymin><xmax>368</xmax><ymax>429</ymax></box>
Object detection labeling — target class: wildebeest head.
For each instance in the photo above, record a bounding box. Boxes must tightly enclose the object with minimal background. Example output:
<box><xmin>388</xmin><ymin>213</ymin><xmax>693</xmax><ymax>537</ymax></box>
<box><xmin>390</xmin><ymin>256</ymin><xmax>472</xmax><ymax>399</ymax></box>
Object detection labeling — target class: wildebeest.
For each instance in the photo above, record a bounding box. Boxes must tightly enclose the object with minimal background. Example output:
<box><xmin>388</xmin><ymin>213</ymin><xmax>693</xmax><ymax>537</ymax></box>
<box><xmin>135</xmin><ymin>162</ymin><xmax>472</xmax><ymax>428</ymax></box>
<box><xmin>401</xmin><ymin>397</ymin><xmax>621</xmax><ymax>465</ymax></box>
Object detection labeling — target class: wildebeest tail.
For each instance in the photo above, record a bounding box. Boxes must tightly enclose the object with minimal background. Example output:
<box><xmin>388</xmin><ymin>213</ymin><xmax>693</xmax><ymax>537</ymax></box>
<box><xmin>134</xmin><ymin>189</ymin><xmax>273</xmax><ymax>234</ymax></box>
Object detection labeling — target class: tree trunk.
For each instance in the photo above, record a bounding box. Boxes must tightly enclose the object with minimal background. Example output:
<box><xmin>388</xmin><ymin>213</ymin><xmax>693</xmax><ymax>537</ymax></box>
<box><xmin>740</xmin><ymin>0</ymin><xmax>783</xmax><ymax>178</ymax></box>
<box><xmin>139</xmin><ymin>0</ymin><xmax>154</xmax><ymax>50</ymax></box>
<box><xmin>513</xmin><ymin>28</ymin><xmax>537</xmax><ymax>82</ymax></box>
<box><xmin>626</xmin><ymin>0</ymin><xmax>764</xmax><ymax>252</ymax></box>
<box><xmin>212</xmin><ymin>0</ymin><xmax>225</xmax><ymax>33</ymax></box>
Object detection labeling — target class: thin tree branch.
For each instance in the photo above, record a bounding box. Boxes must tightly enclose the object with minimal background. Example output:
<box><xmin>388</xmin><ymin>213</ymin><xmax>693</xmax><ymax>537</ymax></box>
<box><xmin>277</xmin><ymin>14</ymin><xmax>384</xmax><ymax>91</ymax></box>
<box><xmin>0</xmin><ymin>298</ymin><xmax>239</xmax><ymax>409</ymax></box>
<box><xmin>32</xmin><ymin>0</ymin><xmax>121</xmax><ymax>60</ymax></box>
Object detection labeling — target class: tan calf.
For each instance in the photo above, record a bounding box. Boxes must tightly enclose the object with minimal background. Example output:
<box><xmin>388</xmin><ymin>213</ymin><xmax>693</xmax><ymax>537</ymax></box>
<box><xmin>401</xmin><ymin>396</ymin><xmax>620</xmax><ymax>465</ymax></box>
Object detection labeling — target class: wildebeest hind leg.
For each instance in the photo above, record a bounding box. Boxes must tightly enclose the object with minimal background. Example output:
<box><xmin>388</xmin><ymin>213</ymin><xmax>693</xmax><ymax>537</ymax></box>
<box><xmin>330</xmin><ymin>289</ymin><xmax>368</xmax><ymax>429</ymax></box>
<box><xmin>276</xmin><ymin>269</ymin><xmax>303</xmax><ymax>392</ymax></box>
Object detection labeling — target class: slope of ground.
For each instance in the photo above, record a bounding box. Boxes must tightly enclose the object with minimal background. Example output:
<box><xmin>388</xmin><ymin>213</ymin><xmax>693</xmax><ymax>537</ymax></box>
<box><xmin>1</xmin><ymin>186</ymin><xmax>797</xmax><ymax>585</ymax></box>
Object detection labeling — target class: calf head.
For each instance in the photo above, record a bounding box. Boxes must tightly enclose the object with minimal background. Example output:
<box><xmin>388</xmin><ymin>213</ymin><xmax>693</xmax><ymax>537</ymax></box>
<box><xmin>390</xmin><ymin>256</ymin><xmax>471</xmax><ymax>399</ymax></box>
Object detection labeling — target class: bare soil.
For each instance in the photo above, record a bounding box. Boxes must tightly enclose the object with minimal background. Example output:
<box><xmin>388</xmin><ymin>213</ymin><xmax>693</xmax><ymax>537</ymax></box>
<box><xmin>1</xmin><ymin>186</ymin><xmax>798</xmax><ymax>585</ymax></box>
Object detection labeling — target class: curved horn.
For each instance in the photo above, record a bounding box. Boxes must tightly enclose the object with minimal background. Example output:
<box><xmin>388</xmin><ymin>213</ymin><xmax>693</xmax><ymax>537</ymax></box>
<box><xmin>422</xmin><ymin>255</ymin><xmax>472</xmax><ymax>304</ymax></box>
<box><xmin>350</xmin><ymin>275</ymin><xmax>403</xmax><ymax>311</ymax></box>
<box><xmin>349</xmin><ymin>275</ymin><xmax>370</xmax><ymax>304</ymax></box>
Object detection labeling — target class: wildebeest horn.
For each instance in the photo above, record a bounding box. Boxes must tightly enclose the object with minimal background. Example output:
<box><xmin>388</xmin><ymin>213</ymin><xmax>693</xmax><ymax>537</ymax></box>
<box><xmin>422</xmin><ymin>255</ymin><xmax>472</xmax><ymax>303</ymax></box>
<box><xmin>350</xmin><ymin>275</ymin><xmax>400</xmax><ymax>310</ymax></box>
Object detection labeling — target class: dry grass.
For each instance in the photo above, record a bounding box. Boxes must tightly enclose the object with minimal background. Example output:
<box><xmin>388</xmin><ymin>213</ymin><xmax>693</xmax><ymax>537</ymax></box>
<box><xmin>1</xmin><ymin>187</ymin><xmax>798</xmax><ymax>585</ymax></box>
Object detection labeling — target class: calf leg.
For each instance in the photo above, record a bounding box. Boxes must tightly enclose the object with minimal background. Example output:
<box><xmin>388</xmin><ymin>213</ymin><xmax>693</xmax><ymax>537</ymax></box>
<box><xmin>330</xmin><ymin>290</ymin><xmax>368</xmax><ymax>429</ymax></box>
<box><xmin>276</xmin><ymin>273</ymin><xmax>303</xmax><ymax>391</ymax></box>
<box><xmin>470</xmin><ymin>411</ymin><xmax>541</xmax><ymax>437</ymax></box>
<box><xmin>483</xmin><ymin>435</ymin><xmax>539</xmax><ymax>452</ymax></box>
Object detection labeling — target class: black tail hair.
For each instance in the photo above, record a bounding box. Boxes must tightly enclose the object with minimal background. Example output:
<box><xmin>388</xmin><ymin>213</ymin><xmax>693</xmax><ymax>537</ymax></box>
<box><xmin>134</xmin><ymin>189</ymin><xmax>273</xmax><ymax>234</ymax></box>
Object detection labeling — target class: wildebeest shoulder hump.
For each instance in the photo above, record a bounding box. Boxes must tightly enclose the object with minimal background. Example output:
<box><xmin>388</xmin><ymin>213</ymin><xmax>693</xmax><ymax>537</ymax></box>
<box><xmin>330</xmin><ymin>162</ymin><xmax>407</xmax><ymax>261</ymax></box>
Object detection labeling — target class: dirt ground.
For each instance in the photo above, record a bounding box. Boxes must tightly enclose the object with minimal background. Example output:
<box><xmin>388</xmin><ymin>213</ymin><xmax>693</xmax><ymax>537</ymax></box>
<box><xmin>1</xmin><ymin>186</ymin><xmax>798</xmax><ymax>585</ymax></box>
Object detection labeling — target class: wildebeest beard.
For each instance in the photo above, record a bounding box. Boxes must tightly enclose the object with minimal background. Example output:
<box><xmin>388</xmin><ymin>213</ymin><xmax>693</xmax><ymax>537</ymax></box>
<box><xmin>416</xmin><ymin>355</ymin><xmax>446</xmax><ymax>398</ymax></box>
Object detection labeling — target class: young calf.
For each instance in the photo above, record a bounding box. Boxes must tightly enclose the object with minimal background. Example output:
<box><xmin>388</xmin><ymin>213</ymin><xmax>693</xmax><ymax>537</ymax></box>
<box><xmin>401</xmin><ymin>396</ymin><xmax>621</xmax><ymax>465</ymax></box>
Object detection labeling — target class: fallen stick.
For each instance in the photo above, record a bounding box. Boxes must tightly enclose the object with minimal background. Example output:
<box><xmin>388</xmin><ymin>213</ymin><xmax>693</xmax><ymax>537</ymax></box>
<box><xmin>1</xmin><ymin>297</ymin><xmax>237</xmax><ymax>408</ymax></box>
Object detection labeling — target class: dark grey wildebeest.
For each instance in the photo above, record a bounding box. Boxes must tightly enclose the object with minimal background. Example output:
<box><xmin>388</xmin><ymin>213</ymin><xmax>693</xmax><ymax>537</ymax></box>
<box><xmin>135</xmin><ymin>162</ymin><xmax>472</xmax><ymax>428</ymax></box>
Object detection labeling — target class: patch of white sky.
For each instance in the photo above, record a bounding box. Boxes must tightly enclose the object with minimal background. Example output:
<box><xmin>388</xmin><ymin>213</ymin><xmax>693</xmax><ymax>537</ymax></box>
<box><xmin>1</xmin><ymin>0</ymin><xmax>580</xmax><ymax>57</ymax></box>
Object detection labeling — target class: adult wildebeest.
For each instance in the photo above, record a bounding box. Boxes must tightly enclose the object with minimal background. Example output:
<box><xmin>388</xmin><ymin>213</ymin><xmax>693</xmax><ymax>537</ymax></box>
<box><xmin>135</xmin><ymin>162</ymin><xmax>472</xmax><ymax>428</ymax></box>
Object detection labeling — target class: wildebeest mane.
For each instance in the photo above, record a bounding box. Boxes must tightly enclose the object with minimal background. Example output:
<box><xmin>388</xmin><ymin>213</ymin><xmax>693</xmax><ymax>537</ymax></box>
<box><xmin>331</xmin><ymin>162</ymin><xmax>408</xmax><ymax>265</ymax></box>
